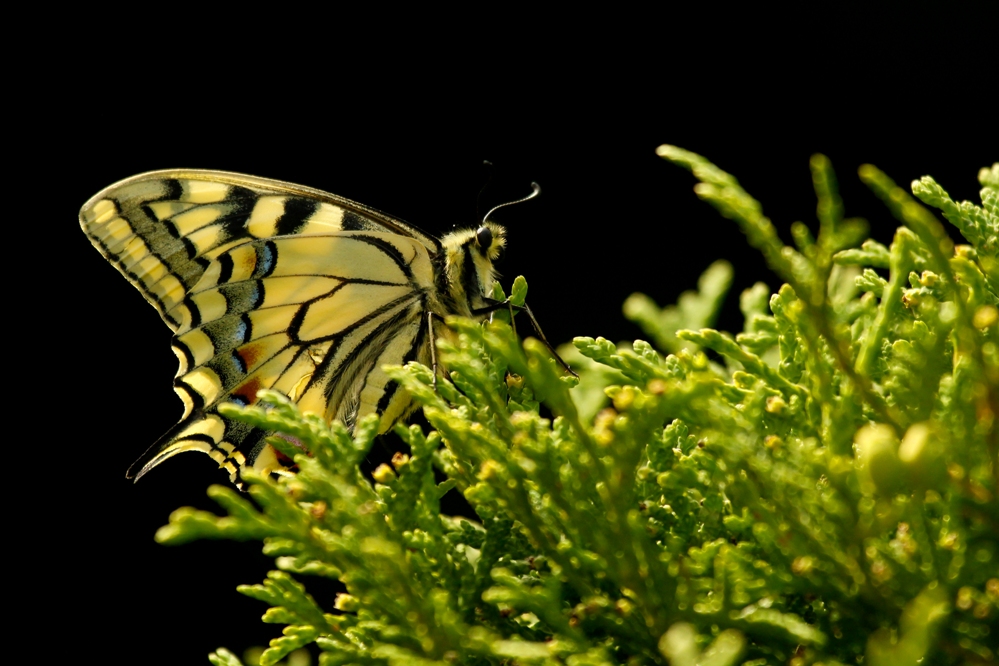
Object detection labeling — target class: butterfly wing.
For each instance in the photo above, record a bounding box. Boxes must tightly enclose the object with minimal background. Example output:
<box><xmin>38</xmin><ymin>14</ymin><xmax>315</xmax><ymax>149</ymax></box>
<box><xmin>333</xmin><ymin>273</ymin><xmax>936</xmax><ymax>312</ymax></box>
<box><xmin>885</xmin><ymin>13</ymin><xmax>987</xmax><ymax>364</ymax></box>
<box><xmin>80</xmin><ymin>171</ymin><xmax>440</xmax><ymax>482</ymax></box>
<box><xmin>80</xmin><ymin>169</ymin><xmax>441</xmax><ymax>330</ymax></box>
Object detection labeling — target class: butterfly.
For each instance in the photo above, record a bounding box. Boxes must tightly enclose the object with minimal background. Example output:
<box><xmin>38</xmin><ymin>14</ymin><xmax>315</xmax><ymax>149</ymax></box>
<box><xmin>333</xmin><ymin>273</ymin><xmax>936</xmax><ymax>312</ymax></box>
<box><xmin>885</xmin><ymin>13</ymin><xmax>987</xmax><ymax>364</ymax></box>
<box><xmin>80</xmin><ymin>169</ymin><xmax>554</xmax><ymax>485</ymax></box>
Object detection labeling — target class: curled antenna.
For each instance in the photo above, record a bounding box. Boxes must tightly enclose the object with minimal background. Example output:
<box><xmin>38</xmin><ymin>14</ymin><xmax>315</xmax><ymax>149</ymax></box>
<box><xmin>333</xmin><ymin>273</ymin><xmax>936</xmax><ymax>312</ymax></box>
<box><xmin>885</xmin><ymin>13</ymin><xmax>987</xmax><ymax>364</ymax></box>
<box><xmin>483</xmin><ymin>182</ymin><xmax>541</xmax><ymax>223</ymax></box>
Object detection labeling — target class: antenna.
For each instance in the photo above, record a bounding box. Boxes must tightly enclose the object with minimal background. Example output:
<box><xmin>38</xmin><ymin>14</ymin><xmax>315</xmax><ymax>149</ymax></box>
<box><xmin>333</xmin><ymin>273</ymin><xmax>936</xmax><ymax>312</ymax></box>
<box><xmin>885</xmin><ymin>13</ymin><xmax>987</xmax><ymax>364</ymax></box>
<box><xmin>475</xmin><ymin>160</ymin><xmax>494</xmax><ymax>222</ymax></box>
<box><xmin>483</xmin><ymin>182</ymin><xmax>541</xmax><ymax>223</ymax></box>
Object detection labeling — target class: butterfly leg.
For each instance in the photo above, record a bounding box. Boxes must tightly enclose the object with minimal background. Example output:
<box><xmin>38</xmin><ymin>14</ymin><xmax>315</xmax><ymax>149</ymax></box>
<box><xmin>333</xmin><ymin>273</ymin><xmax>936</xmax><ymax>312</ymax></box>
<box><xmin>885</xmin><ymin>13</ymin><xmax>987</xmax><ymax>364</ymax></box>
<box><xmin>477</xmin><ymin>299</ymin><xmax>515</xmax><ymax>336</ymax></box>
<box><xmin>520</xmin><ymin>303</ymin><xmax>578</xmax><ymax>377</ymax></box>
<box><xmin>473</xmin><ymin>299</ymin><xmax>577</xmax><ymax>378</ymax></box>
<box><xmin>427</xmin><ymin>310</ymin><xmax>439</xmax><ymax>390</ymax></box>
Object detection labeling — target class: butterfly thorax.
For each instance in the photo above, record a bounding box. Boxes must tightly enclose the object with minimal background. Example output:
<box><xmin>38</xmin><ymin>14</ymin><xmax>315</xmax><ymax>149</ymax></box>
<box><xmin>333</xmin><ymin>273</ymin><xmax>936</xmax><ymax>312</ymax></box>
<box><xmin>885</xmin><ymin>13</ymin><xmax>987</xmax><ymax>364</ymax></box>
<box><xmin>434</xmin><ymin>221</ymin><xmax>507</xmax><ymax>318</ymax></box>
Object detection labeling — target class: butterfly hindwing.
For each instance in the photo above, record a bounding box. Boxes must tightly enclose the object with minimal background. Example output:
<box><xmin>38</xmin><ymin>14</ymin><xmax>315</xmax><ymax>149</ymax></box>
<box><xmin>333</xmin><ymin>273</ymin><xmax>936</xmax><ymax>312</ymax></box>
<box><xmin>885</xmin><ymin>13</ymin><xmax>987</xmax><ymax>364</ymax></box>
<box><xmin>81</xmin><ymin>171</ymin><xmax>443</xmax><ymax>483</ymax></box>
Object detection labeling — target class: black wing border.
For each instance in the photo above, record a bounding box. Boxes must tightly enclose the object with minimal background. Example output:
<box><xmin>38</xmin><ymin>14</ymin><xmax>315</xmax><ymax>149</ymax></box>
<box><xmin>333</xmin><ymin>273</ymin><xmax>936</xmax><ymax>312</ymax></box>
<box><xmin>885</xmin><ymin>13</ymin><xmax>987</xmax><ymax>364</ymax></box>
<box><xmin>78</xmin><ymin>168</ymin><xmax>443</xmax><ymax>253</ymax></box>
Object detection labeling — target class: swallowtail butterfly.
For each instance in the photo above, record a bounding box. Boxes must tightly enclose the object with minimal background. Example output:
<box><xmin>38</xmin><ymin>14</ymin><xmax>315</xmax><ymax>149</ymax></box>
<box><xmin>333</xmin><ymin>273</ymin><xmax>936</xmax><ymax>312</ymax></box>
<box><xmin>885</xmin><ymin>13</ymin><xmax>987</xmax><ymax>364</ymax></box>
<box><xmin>80</xmin><ymin>170</ymin><xmax>533</xmax><ymax>484</ymax></box>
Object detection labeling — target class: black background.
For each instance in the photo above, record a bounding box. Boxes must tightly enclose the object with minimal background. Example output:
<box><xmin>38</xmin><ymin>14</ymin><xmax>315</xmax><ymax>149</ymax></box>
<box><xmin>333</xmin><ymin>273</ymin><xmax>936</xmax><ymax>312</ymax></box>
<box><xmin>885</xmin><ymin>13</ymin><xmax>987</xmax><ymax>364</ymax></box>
<box><xmin>29</xmin><ymin>5</ymin><xmax>994</xmax><ymax>663</ymax></box>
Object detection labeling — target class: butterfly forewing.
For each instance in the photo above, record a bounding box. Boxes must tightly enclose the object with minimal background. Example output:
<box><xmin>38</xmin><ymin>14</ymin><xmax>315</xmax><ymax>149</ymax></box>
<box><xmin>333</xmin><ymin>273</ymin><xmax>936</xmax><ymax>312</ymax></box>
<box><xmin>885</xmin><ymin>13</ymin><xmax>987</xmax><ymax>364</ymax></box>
<box><xmin>81</xmin><ymin>171</ymin><xmax>446</xmax><ymax>483</ymax></box>
<box><xmin>80</xmin><ymin>170</ymin><xmax>441</xmax><ymax>330</ymax></box>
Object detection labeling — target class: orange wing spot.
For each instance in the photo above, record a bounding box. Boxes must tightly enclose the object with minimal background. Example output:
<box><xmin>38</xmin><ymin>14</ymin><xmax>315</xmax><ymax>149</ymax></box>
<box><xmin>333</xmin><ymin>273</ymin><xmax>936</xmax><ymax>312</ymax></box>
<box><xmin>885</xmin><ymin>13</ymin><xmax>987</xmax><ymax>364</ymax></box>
<box><xmin>237</xmin><ymin>342</ymin><xmax>266</xmax><ymax>370</ymax></box>
<box><xmin>232</xmin><ymin>376</ymin><xmax>263</xmax><ymax>404</ymax></box>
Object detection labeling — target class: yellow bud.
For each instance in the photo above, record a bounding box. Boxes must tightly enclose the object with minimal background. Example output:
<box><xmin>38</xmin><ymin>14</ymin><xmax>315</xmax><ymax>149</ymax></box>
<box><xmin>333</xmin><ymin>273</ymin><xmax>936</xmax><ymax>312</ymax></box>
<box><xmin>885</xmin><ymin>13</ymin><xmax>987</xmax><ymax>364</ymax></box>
<box><xmin>987</xmin><ymin>578</ymin><xmax>999</xmax><ymax>601</ymax></box>
<box><xmin>334</xmin><ymin>594</ymin><xmax>359</xmax><ymax>612</ymax></box>
<box><xmin>954</xmin><ymin>244</ymin><xmax>976</xmax><ymax>259</ymax></box>
<box><xmin>898</xmin><ymin>422</ymin><xmax>945</xmax><ymax>488</ymax></box>
<box><xmin>309</xmin><ymin>501</ymin><xmax>328</xmax><ymax>520</ymax></box>
<box><xmin>765</xmin><ymin>396</ymin><xmax>787</xmax><ymax>414</ymax></box>
<box><xmin>973</xmin><ymin>305</ymin><xmax>998</xmax><ymax>329</ymax></box>
<box><xmin>478</xmin><ymin>460</ymin><xmax>501</xmax><ymax>480</ymax></box>
<box><xmin>615</xmin><ymin>598</ymin><xmax>635</xmax><ymax>616</ymax></box>
<box><xmin>594</xmin><ymin>408</ymin><xmax>617</xmax><ymax>431</ymax></box>
<box><xmin>956</xmin><ymin>587</ymin><xmax>974</xmax><ymax>611</ymax></box>
<box><xmin>613</xmin><ymin>386</ymin><xmax>635</xmax><ymax>411</ymax></box>
<box><xmin>855</xmin><ymin>424</ymin><xmax>904</xmax><ymax>496</ymax></box>
<box><xmin>595</xmin><ymin>429</ymin><xmax>615</xmax><ymax>446</ymax></box>
<box><xmin>372</xmin><ymin>463</ymin><xmax>396</xmax><ymax>484</ymax></box>
<box><xmin>791</xmin><ymin>556</ymin><xmax>814</xmax><ymax>575</ymax></box>
<box><xmin>647</xmin><ymin>379</ymin><xmax>667</xmax><ymax>395</ymax></box>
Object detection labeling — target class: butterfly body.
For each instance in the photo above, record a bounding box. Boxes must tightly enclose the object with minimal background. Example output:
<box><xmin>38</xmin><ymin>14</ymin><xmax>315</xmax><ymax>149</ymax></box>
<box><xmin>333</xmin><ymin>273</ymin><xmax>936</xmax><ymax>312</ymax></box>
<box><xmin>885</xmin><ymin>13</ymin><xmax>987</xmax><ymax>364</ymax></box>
<box><xmin>80</xmin><ymin>170</ymin><xmax>506</xmax><ymax>483</ymax></box>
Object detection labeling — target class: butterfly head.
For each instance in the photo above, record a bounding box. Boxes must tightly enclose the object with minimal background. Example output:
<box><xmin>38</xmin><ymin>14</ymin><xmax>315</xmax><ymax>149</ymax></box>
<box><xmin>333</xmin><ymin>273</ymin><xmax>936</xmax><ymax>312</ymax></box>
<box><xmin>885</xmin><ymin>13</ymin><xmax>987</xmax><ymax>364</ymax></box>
<box><xmin>475</xmin><ymin>221</ymin><xmax>505</xmax><ymax>258</ymax></box>
<box><xmin>439</xmin><ymin>221</ymin><xmax>506</xmax><ymax>311</ymax></box>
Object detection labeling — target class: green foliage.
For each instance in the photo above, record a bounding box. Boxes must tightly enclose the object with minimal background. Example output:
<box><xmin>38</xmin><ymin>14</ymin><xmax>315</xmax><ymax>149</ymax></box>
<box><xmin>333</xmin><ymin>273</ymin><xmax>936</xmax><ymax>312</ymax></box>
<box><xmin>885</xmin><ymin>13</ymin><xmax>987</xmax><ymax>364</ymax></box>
<box><xmin>160</xmin><ymin>153</ymin><xmax>999</xmax><ymax>665</ymax></box>
<box><xmin>623</xmin><ymin>259</ymin><xmax>734</xmax><ymax>355</ymax></box>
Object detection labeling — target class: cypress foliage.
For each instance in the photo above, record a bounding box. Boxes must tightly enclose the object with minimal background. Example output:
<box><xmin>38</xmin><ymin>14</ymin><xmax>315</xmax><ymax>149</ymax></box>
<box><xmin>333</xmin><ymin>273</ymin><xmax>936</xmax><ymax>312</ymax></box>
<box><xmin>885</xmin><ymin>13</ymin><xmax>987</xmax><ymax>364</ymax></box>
<box><xmin>157</xmin><ymin>151</ymin><xmax>998</xmax><ymax>665</ymax></box>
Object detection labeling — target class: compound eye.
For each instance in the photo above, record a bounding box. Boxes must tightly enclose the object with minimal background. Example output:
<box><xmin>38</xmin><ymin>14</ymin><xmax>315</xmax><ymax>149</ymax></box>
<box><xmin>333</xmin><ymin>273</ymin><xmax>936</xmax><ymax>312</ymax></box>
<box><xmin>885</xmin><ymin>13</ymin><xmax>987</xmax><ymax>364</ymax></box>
<box><xmin>475</xmin><ymin>225</ymin><xmax>493</xmax><ymax>251</ymax></box>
